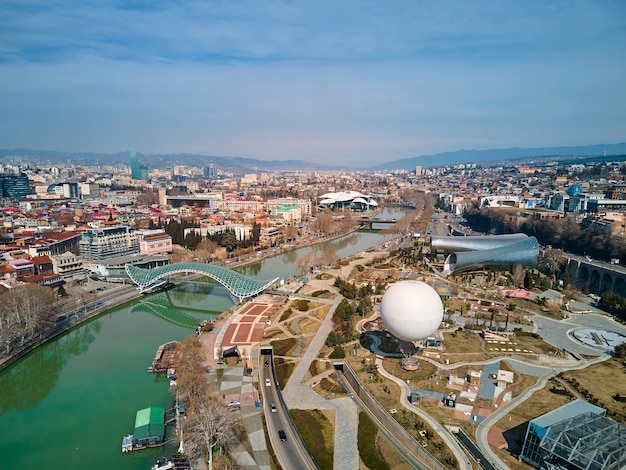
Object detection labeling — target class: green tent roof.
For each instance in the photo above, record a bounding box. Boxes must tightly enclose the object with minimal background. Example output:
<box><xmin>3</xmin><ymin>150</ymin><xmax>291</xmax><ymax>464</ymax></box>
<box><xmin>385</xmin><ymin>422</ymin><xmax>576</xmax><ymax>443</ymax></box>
<box><xmin>133</xmin><ymin>406</ymin><xmax>164</xmax><ymax>440</ymax></box>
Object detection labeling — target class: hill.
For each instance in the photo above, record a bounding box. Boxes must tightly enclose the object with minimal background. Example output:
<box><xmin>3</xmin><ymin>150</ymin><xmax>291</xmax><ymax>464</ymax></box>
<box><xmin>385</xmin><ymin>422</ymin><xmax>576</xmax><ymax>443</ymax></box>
<box><xmin>374</xmin><ymin>143</ymin><xmax>626</xmax><ymax>170</ymax></box>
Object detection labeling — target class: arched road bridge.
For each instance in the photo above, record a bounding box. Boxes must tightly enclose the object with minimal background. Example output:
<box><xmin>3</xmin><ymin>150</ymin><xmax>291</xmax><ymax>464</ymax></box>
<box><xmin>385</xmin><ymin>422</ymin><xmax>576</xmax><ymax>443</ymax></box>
<box><xmin>125</xmin><ymin>262</ymin><xmax>280</xmax><ymax>302</ymax></box>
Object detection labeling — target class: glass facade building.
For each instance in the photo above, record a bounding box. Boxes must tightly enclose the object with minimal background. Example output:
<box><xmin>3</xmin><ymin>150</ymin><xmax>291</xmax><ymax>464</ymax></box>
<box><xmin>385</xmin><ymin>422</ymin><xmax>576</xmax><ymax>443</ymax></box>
<box><xmin>520</xmin><ymin>400</ymin><xmax>625</xmax><ymax>470</ymax></box>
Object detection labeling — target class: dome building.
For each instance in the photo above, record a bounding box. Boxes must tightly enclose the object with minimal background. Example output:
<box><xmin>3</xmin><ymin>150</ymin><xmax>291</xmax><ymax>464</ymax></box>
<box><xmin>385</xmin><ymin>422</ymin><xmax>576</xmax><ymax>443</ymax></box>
<box><xmin>318</xmin><ymin>191</ymin><xmax>378</xmax><ymax>211</ymax></box>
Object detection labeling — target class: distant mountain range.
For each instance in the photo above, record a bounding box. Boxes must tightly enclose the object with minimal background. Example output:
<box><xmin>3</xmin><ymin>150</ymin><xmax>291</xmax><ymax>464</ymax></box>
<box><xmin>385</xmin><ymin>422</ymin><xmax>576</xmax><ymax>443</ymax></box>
<box><xmin>374</xmin><ymin>142</ymin><xmax>626</xmax><ymax>170</ymax></box>
<box><xmin>1</xmin><ymin>142</ymin><xmax>626</xmax><ymax>173</ymax></box>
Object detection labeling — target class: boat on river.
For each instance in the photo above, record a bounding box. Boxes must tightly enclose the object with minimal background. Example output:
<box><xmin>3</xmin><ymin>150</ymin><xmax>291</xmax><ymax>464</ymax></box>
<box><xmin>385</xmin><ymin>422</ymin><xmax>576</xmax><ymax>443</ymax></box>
<box><xmin>121</xmin><ymin>406</ymin><xmax>165</xmax><ymax>452</ymax></box>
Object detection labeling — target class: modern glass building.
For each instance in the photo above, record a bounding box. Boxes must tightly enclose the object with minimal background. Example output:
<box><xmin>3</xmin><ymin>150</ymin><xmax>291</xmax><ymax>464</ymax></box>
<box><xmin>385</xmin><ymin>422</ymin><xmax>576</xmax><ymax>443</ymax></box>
<box><xmin>0</xmin><ymin>172</ymin><xmax>31</xmax><ymax>199</ymax></box>
<box><xmin>520</xmin><ymin>400</ymin><xmax>625</xmax><ymax>470</ymax></box>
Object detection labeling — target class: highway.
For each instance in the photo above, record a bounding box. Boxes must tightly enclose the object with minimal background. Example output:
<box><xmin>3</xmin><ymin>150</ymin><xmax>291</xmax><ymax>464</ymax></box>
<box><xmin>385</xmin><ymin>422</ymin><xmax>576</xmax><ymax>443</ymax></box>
<box><xmin>259</xmin><ymin>351</ymin><xmax>317</xmax><ymax>470</ymax></box>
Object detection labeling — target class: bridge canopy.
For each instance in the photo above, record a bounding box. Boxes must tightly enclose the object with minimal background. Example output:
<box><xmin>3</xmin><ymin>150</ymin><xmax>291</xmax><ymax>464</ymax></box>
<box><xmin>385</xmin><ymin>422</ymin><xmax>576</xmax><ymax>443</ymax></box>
<box><xmin>125</xmin><ymin>262</ymin><xmax>280</xmax><ymax>302</ymax></box>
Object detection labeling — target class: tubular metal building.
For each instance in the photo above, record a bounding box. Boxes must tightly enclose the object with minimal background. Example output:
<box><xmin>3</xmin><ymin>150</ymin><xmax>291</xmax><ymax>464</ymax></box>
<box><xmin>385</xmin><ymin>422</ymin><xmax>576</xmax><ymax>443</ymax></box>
<box><xmin>430</xmin><ymin>234</ymin><xmax>539</xmax><ymax>275</ymax></box>
<box><xmin>430</xmin><ymin>233</ymin><xmax>530</xmax><ymax>253</ymax></box>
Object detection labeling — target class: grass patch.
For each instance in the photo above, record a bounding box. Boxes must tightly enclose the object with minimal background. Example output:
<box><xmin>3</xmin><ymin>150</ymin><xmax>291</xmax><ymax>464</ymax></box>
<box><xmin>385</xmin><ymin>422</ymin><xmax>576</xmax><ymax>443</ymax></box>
<box><xmin>299</xmin><ymin>317</ymin><xmax>321</xmax><ymax>335</ymax></box>
<box><xmin>310</xmin><ymin>289</ymin><xmax>330</xmax><ymax>297</ymax></box>
<box><xmin>279</xmin><ymin>308</ymin><xmax>293</xmax><ymax>322</ymax></box>
<box><xmin>514</xmin><ymin>331</ymin><xmax>566</xmax><ymax>356</ymax></box>
<box><xmin>329</xmin><ymin>346</ymin><xmax>346</xmax><ymax>359</ymax></box>
<box><xmin>375</xmin><ymin>433</ymin><xmax>414</xmax><ymax>470</ymax></box>
<box><xmin>316</xmin><ymin>304</ymin><xmax>331</xmax><ymax>320</ymax></box>
<box><xmin>560</xmin><ymin>357</ymin><xmax>626</xmax><ymax>421</ymax></box>
<box><xmin>358</xmin><ymin>412</ymin><xmax>390</xmax><ymax>470</ymax></box>
<box><xmin>271</xmin><ymin>337</ymin><xmax>297</xmax><ymax>356</ymax></box>
<box><xmin>442</xmin><ymin>330</ymin><xmax>492</xmax><ymax>362</ymax></box>
<box><xmin>274</xmin><ymin>357</ymin><xmax>295</xmax><ymax>389</ymax></box>
<box><xmin>291</xmin><ymin>409</ymin><xmax>334</xmax><ymax>470</ymax></box>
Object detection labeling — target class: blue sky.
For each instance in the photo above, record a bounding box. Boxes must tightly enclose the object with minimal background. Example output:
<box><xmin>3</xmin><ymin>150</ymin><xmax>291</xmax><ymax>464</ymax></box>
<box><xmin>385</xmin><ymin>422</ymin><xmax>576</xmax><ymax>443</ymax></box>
<box><xmin>1</xmin><ymin>1</ymin><xmax>625</xmax><ymax>166</ymax></box>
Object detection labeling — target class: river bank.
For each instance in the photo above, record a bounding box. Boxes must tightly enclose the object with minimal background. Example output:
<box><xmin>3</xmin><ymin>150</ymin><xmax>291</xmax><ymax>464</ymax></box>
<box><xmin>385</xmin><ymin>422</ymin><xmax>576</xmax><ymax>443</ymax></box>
<box><xmin>0</xmin><ymin>214</ymin><xmax>386</xmax><ymax>374</ymax></box>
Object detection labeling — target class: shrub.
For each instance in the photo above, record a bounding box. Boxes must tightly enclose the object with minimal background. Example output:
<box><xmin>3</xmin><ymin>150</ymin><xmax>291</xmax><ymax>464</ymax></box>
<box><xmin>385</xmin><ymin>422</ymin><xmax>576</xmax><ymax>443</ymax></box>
<box><xmin>329</xmin><ymin>346</ymin><xmax>346</xmax><ymax>359</ymax></box>
<box><xmin>280</xmin><ymin>308</ymin><xmax>293</xmax><ymax>322</ymax></box>
<box><xmin>294</xmin><ymin>299</ymin><xmax>310</xmax><ymax>311</ymax></box>
<box><xmin>358</xmin><ymin>412</ymin><xmax>390</xmax><ymax>470</ymax></box>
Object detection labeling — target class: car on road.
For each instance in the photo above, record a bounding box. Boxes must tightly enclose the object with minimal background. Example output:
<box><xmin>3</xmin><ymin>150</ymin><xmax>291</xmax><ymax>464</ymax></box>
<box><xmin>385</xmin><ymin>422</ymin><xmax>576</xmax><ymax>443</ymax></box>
<box><xmin>265</xmin><ymin>378</ymin><xmax>271</xmax><ymax>387</ymax></box>
<box><xmin>264</xmin><ymin>360</ymin><xmax>270</xmax><ymax>367</ymax></box>
<box><xmin>278</xmin><ymin>430</ymin><xmax>287</xmax><ymax>441</ymax></box>
<box><xmin>271</xmin><ymin>403</ymin><xmax>277</xmax><ymax>413</ymax></box>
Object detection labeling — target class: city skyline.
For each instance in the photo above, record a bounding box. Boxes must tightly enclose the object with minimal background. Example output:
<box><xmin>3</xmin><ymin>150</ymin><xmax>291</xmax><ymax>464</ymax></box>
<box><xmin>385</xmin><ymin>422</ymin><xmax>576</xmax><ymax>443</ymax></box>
<box><xmin>1</xmin><ymin>1</ymin><xmax>625</xmax><ymax>167</ymax></box>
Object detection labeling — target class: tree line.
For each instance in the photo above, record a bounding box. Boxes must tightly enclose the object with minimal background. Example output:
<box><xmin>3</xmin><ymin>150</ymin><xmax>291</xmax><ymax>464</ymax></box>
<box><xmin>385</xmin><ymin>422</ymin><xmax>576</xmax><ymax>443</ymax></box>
<box><xmin>464</xmin><ymin>207</ymin><xmax>626</xmax><ymax>262</ymax></box>
<box><xmin>161</xmin><ymin>218</ymin><xmax>261</xmax><ymax>251</ymax></box>
<box><xmin>0</xmin><ymin>284</ymin><xmax>57</xmax><ymax>357</ymax></box>
<box><xmin>173</xmin><ymin>336</ymin><xmax>241</xmax><ymax>469</ymax></box>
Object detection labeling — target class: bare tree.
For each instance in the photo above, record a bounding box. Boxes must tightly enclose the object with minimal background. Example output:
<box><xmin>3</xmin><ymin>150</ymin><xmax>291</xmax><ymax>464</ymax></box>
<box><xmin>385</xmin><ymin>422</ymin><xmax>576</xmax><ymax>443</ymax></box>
<box><xmin>319</xmin><ymin>248</ymin><xmax>338</xmax><ymax>268</ymax></box>
<box><xmin>538</xmin><ymin>248</ymin><xmax>566</xmax><ymax>278</ymax></box>
<box><xmin>311</xmin><ymin>209</ymin><xmax>335</xmax><ymax>234</ymax></box>
<box><xmin>173</xmin><ymin>336</ymin><xmax>209</xmax><ymax>404</ymax></box>
<box><xmin>296</xmin><ymin>251</ymin><xmax>317</xmax><ymax>276</ymax></box>
<box><xmin>511</xmin><ymin>264</ymin><xmax>524</xmax><ymax>287</ymax></box>
<box><xmin>282</xmin><ymin>223</ymin><xmax>298</xmax><ymax>242</ymax></box>
<box><xmin>183</xmin><ymin>397</ymin><xmax>241</xmax><ymax>470</ymax></box>
<box><xmin>196</xmin><ymin>239</ymin><xmax>219</xmax><ymax>262</ymax></box>
<box><xmin>0</xmin><ymin>284</ymin><xmax>56</xmax><ymax>355</ymax></box>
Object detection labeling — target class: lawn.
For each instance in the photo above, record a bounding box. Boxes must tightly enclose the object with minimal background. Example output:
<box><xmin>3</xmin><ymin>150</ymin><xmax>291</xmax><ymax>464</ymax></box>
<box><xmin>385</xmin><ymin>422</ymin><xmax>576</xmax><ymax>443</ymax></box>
<box><xmin>274</xmin><ymin>357</ymin><xmax>296</xmax><ymax>389</ymax></box>
<box><xmin>560</xmin><ymin>357</ymin><xmax>626</xmax><ymax>422</ymax></box>
<box><xmin>271</xmin><ymin>337</ymin><xmax>297</xmax><ymax>356</ymax></box>
<box><xmin>291</xmin><ymin>409</ymin><xmax>334</xmax><ymax>470</ymax></box>
<box><xmin>442</xmin><ymin>330</ymin><xmax>492</xmax><ymax>362</ymax></box>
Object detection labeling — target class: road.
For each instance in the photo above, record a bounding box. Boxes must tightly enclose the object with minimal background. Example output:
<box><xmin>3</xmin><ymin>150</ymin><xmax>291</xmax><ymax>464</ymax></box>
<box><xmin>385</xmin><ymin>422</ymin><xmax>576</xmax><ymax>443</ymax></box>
<box><xmin>259</xmin><ymin>352</ymin><xmax>317</xmax><ymax>470</ymax></box>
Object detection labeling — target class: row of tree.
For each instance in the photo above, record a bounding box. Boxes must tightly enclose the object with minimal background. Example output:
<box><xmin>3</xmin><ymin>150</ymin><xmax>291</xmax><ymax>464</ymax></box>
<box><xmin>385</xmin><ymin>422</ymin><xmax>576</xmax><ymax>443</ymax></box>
<box><xmin>161</xmin><ymin>218</ymin><xmax>262</xmax><ymax>251</ymax></box>
<box><xmin>173</xmin><ymin>336</ymin><xmax>241</xmax><ymax>470</ymax></box>
<box><xmin>464</xmin><ymin>207</ymin><xmax>626</xmax><ymax>262</ymax></box>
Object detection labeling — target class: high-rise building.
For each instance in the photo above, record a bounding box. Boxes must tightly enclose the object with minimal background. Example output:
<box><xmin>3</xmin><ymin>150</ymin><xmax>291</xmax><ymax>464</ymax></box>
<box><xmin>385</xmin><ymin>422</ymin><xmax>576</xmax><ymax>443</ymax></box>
<box><xmin>415</xmin><ymin>165</ymin><xmax>422</xmax><ymax>176</ymax></box>
<box><xmin>129</xmin><ymin>148</ymin><xmax>142</xmax><ymax>180</ymax></box>
<box><xmin>0</xmin><ymin>171</ymin><xmax>31</xmax><ymax>199</ymax></box>
<box><xmin>204</xmin><ymin>160</ymin><xmax>216</xmax><ymax>178</ymax></box>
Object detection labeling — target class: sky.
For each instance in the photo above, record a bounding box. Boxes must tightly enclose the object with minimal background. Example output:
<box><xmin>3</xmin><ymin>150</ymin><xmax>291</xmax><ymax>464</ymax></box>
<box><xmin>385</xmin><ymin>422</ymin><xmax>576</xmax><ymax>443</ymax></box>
<box><xmin>1</xmin><ymin>1</ymin><xmax>625</xmax><ymax>167</ymax></box>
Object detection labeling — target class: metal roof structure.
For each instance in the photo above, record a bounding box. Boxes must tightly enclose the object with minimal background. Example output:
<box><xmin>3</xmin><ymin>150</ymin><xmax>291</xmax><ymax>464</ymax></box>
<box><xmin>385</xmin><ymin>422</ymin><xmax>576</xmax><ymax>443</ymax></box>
<box><xmin>431</xmin><ymin>233</ymin><xmax>529</xmax><ymax>253</ymax></box>
<box><xmin>521</xmin><ymin>400</ymin><xmax>626</xmax><ymax>470</ymax></box>
<box><xmin>443</xmin><ymin>236</ymin><xmax>539</xmax><ymax>275</ymax></box>
<box><xmin>538</xmin><ymin>412</ymin><xmax>626</xmax><ymax>470</ymax></box>
<box><xmin>532</xmin><ymin>399</ymin><xmax>605</xmax><ymax>429</ymax></box>
<box><xmin>125</xmin><ymin>262</ymin><xmax>279</xmax><ymax>302</ymax></box>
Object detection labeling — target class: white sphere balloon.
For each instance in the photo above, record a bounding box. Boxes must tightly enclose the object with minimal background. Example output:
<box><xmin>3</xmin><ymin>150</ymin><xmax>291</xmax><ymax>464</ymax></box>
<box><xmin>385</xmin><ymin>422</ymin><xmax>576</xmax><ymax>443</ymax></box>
<box><xmin>380</xmin><ymin>281</ymin><xmax>444</xmax><ymax>342</ymax></box>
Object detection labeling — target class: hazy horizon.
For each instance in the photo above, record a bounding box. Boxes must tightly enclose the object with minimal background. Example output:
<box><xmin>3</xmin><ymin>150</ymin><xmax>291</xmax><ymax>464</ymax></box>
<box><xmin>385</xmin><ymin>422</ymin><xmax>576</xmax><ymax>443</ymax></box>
<box><xmin>1</xmin><ymin>1</ymin><xmax>625</xmax><ymax>166</ymax></box>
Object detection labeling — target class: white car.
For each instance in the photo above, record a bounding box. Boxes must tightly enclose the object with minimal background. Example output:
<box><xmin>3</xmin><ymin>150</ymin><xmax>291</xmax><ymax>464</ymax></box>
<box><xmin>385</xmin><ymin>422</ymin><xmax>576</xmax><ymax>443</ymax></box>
<box><xmin>271</xmin><ymin>403</ymin><xmax>277</xmax><ymax>413</ymax></box>
<box><xmin>265</xmin><ymin>378</ymin><xmax>271</xmax><ymax>387</ymax></box>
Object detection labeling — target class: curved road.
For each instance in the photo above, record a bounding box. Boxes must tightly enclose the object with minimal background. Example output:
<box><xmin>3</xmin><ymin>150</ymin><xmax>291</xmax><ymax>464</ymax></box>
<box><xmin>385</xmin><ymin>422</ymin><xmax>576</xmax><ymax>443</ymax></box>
<box><xmin>259</xmin><ymin>352</ymin><xmax>317</xmax><ymax>470</ymax></box>
<box><xmin>375</xmin><ymin>358</ymin><xmax>473</xmax><ymax>470</ymax></box>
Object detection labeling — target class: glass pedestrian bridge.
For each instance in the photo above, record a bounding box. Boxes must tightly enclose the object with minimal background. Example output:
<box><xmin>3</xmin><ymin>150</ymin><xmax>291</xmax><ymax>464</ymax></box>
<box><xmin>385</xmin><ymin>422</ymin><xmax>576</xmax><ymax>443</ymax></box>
<box><xmin>125</xmin><ymin>262</ymin><xmax>280</xmax><ymax>302</ymax></box>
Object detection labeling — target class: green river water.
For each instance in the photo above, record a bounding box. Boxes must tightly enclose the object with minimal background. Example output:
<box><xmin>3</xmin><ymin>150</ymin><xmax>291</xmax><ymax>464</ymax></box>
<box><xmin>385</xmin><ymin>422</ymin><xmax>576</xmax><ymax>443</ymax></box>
<box><xmin>0</xmin><ymin>210</ymin><xmax>403</xmax><ymax>470</ymax></box>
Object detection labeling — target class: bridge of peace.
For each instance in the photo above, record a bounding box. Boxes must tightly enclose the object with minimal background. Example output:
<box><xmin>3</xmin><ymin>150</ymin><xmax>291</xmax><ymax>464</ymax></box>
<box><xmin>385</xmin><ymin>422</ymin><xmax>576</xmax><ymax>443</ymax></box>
<box><xmin>125</xmin><ymin>261</ymin><xmax>284</xmax><ymax>358</ymax></box>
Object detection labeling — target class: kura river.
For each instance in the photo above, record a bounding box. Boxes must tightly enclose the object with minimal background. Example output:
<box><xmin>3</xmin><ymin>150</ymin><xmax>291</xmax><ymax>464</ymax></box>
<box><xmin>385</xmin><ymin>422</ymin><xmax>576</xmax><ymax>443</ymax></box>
<box><xmin>0</xmin><ymin>209</ymin><xmax>405</xmax><ymax>470</ymax></box>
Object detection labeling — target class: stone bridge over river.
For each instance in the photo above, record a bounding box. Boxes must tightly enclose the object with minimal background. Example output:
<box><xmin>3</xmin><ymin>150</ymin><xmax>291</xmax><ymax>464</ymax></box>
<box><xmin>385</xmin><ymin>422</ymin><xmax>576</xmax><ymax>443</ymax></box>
<box><xmin>564</xmin><ymin>254</ymin><xmax>626</xmax><ymax>295</ymax></box>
